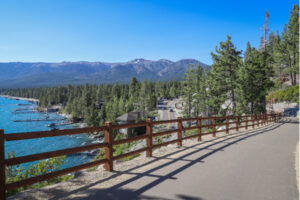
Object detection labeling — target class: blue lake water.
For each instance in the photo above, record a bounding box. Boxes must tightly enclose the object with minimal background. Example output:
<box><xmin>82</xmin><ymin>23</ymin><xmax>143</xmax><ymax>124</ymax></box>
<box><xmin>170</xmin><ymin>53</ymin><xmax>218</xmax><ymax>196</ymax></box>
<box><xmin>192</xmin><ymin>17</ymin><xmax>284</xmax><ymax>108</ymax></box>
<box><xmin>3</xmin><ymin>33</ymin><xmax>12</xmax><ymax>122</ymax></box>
<box><xmin>0</xmin><ymin>96</ymin><xmax>95</xmax><ymax>169</ymax></box>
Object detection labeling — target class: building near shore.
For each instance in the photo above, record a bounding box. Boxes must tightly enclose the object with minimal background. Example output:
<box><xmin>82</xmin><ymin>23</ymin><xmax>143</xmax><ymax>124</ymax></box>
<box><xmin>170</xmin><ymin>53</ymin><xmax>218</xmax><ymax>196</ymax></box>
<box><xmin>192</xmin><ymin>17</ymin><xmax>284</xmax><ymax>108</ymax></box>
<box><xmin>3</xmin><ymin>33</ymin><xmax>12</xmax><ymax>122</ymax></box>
<box><xmin>117</xmin><ymin>110</ymin><xmax>148</xmax><ymax>138</ymax></box>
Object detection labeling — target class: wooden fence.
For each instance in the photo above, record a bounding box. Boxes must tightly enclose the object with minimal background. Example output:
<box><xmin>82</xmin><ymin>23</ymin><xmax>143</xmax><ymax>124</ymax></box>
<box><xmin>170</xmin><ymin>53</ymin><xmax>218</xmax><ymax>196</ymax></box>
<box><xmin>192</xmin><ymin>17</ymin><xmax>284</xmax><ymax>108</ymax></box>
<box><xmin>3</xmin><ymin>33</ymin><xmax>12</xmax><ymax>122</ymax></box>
<box><xmin>0</xmin><ymin>112</ymin><xmax>282</xmax><ymax>199</ymax></box>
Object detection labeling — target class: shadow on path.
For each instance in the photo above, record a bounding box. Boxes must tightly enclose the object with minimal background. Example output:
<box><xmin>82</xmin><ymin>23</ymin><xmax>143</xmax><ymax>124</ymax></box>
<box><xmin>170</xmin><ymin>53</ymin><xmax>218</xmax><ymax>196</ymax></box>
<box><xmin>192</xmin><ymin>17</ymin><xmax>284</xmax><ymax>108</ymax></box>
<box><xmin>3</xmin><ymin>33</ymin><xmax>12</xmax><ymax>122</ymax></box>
<box><xmin>21</xmin><ymin>120</ymin><xmax>291</xmax><ymax>200</ymax></box>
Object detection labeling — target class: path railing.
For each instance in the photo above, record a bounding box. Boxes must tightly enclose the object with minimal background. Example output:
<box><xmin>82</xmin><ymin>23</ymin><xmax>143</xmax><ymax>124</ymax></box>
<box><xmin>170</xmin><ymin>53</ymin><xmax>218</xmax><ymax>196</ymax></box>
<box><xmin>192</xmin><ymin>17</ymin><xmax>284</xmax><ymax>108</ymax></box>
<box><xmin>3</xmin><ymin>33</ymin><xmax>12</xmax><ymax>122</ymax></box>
<box><xmin>0</xmin><ymin>112</ymin><xmax>282</xmax><ymax>199</ymax></box>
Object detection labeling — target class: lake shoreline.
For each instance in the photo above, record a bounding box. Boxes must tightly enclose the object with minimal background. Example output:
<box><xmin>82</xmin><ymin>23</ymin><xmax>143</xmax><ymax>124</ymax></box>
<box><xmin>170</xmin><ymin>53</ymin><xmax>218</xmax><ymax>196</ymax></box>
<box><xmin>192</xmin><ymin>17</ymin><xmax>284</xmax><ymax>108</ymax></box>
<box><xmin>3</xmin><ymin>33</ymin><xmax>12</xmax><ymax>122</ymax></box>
<box><xmin>1</xmin><ymin>96</ymin><xmax>98</xmax><ymax>169</ymax></box>
<box><xmin>0</xmin><ymin>95</ymin><xmax>99</xmax><ymax>138</ymax></box>
<box><xmin>1</xmin><ymin>94</ymin><xmax>75</xmax><ymax>121</ymax></box>
<box><xmin>0</xmin><ymin>95</ymin><xmax>39</xmax><ymax>103</ymax></box>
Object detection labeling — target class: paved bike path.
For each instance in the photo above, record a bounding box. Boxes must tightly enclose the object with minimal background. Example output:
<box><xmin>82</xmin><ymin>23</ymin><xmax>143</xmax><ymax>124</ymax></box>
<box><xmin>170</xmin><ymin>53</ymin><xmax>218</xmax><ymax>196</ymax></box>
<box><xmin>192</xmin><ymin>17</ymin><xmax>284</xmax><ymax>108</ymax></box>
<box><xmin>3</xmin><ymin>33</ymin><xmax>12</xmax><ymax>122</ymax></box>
<box><xmin>124</xmin><ymin>119</ymin><xmax>299</xmax><ymax>200</ymax></box>
<box><xmin>9</xmin><ymin>119</ymin><xmax>299</xmax><ymax>200</ymax></box>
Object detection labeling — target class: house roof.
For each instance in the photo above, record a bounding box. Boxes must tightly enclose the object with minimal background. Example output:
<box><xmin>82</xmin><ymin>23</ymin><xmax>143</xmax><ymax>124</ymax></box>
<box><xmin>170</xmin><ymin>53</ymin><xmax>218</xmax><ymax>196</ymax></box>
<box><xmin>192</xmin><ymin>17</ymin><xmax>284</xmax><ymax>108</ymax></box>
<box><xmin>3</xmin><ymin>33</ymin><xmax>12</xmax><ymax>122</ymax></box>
<box><xmin>117</xmin><ymin>110</ymin><xmax>148</xmax><ymax>121</ymax></box>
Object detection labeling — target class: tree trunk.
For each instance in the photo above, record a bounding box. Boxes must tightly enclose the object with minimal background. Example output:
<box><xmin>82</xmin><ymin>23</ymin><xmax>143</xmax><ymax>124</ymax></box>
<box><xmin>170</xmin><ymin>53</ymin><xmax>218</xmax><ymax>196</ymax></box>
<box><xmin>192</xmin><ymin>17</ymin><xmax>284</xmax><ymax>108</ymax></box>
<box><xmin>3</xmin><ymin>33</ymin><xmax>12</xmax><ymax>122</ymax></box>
<box><xmin>228</xmin><ymin>70</ymin><xmax>236</xmax><ymax>113</ymax></box>
<box><xmin>290</xmin><ymin>72</ymin><xmax>294</xmax><ymax>85</ymax></box>
<box><xmin>288</xmin><ymin>56</ymin><xmax>294</xmax><ymax>85</ymax></box>
<box><xmin>292</xmin><ymin>42</ymin><xmax>297</xmax><ymax>85</ymax></box>
<box><xmin>262</xmin><ymin>97</ymin><xmax>266</xmax><ymax>113</ymax></box>
<box><xmin>231</xmin><ymin>89</ymin><xmax>236</xmax><ymax>113</ymax></box>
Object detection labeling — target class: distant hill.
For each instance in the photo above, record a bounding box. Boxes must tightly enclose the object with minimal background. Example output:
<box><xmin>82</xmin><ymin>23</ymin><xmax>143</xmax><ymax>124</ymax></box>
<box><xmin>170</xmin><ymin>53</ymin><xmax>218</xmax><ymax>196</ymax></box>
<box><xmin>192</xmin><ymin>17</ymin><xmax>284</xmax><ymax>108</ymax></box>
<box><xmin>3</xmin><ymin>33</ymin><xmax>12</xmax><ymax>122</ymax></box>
<box><xmin>0</xmin><ymin>59</ymin><xmax>209</xmax><ymax>88</ymax></box>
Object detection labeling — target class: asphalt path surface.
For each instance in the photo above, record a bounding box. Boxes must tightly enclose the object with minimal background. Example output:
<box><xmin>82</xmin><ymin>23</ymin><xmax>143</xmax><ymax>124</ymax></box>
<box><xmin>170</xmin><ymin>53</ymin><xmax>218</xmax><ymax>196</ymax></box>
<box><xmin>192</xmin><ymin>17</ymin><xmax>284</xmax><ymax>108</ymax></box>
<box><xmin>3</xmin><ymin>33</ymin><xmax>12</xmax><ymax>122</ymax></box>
<box><xmin>81</xmin><ymin>118</ymin><xmax>299</xmax><ymax>200</ymax></box>
<box><xmin>12</xmin><ymin>118</ymin><xmax>298</xmax><ymax>200</ymax></box>
<box><xmin>137</xmin><ymin>118</ymin><xmax>299</xmax><ymax>200</ymax></box>
<box><xmin>123</xmin><ymin>118</ymin><xmax>299</xmax><ymax>200</ymax></box>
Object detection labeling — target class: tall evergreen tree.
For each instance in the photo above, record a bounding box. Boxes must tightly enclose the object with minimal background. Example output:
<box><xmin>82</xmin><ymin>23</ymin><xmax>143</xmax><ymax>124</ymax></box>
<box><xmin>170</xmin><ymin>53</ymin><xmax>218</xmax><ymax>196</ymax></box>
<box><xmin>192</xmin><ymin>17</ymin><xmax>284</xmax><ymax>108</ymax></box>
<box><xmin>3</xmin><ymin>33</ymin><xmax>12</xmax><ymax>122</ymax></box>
<box><xmin>193</xmin><ymin>63</ymin><xmax>208</xmax><ymax>116</ymax></box>
<box><xmin>286</xmin><ymin>4</ymin><xmax>299</xmax><ymax>85</ymax></box>
<box><xmin>181</xmin><ymin>65</ymin><xmax>195</xmax><ymax>118</ymax></box>
<box><xmin>139</xmin><ymin>80</ymin><xmax>148</xmax><ymax>111</ymax></box>
<box><xmin>208</xmin><ymin>35</ymin><xmax>242</xmax><ymax>115</ymax></box>
<box><xmin>238</xmin><ymin>44</ymin><xmax>274</xmax><ymax>113</ymax></box>
<box><xmin>276</xmin><ymin>5</ymin><xmax>299</xmax><ymax>86</ymax></box>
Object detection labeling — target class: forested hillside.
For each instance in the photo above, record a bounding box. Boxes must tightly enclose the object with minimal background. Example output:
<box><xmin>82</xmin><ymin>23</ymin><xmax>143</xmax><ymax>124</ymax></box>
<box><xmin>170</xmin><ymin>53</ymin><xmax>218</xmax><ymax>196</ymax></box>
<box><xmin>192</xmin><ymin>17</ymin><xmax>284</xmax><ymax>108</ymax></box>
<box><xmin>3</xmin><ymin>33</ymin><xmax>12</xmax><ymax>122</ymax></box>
<box><xmin>1</xmin><ymin>4</ymin><xmax>298</xmax><ymax>126</ymax></box>
<box><xmin>1</xmin><ymin>79</ymin><xmax>183</xmax><ymax>126</ymax></box>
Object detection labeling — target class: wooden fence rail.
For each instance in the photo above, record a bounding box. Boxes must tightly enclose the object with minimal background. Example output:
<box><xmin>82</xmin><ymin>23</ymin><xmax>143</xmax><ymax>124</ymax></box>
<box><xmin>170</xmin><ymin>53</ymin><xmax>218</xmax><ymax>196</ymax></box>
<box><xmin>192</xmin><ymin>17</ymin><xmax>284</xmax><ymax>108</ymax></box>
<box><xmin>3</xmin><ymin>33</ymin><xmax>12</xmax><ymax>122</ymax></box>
<box><xmin>0</xmin><ymin>112</ymin><xmax>282</xmax><ymax>199</ymax></box>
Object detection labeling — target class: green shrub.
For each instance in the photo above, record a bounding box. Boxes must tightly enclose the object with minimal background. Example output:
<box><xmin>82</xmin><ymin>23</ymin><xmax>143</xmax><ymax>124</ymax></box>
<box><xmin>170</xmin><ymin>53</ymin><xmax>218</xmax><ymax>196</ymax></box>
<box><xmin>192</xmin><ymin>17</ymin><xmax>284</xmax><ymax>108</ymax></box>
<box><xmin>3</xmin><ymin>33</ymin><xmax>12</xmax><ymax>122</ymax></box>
<box><xmin>267</xmin><ymin>85</ymin><xmax>299</xmax><ymax>104</ymax></box>
<box><xmin>6</xmin><ymin>151</ymin><xmax>73</xmax><ymax>197</ymax></box>
<box><xmin>183</xmin><ymin>130</ymin><xmax>196</xmax><ymax>137</ymax></box>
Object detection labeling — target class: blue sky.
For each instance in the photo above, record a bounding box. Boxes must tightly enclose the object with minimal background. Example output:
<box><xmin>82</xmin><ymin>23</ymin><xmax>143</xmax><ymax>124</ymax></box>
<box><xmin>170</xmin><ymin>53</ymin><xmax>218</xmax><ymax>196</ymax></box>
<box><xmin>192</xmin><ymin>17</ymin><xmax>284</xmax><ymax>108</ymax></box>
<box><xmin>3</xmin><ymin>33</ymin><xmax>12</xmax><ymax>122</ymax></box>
<box><xmin>0</xmin><ymin>0</ymin><xmax>297</xmax><ymax>65</ymax></box>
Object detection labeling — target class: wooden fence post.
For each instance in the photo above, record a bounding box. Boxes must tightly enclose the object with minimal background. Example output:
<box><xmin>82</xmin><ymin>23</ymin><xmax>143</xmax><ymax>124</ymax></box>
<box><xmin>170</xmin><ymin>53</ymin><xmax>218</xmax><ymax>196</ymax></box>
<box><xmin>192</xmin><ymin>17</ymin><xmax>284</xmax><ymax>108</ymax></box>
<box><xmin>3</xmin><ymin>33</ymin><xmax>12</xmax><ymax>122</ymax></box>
<box><xmin>257</xmin><ymin>114</ymin><xmax>260</xmax><ymax>127</ymax></box>
<box><xmin>245</xmin><ymin>115</ymin><xmax>248</xmax><ymax>130</ymax></box>
<box><xmin>235</xmin><ymin>115</ymin><xmax>239</xmax><ymax>132</ymax></box>
<box><xmin>265</xmin><ymin>113</ymin><xmax>267</xmax><ymax>124</ymax></box>
<box><xmin>271</xmin><ymin>113</ymin><xmax>273</xmax><ymax>122</ymax></box>
<box><xmin>212</xmin><ymin>116</ymin><xmax>216</xmax><ymax>137</ymax></box>
<box><xmin>197</xmin><ymin>116</ymin><xmax>202</xmax><ymax>141</ymax></box>
<box><xmin>280</xmin><ymin>113</ymin><xmax>282</xmax><ymax>120</ymax></box>
<box><xmin>0</xmin><ymin>129</ymin><xmax>5</xmax><ymax>200</ymax></box>
<box><xmin>146</xmin><ymin>119</ymin><xmax>153</xmax><ymax>157</ymax></box>
<box><xmin>259</xmin><ymin>114</ymin><xmax>262</xmax><ymax>126</ymax></box>
<box><xmin>104</xmin><ymin>122</ymin><xmax>113</xmax><ymax>172</ymax></box>
<box><xmin>226</xmin><ymin>116</ymin><xmax>229</xmax><ymax>134</ymax></box>
<box><xmin>252</xmin><ymin>115</ymin><xmax>255</xmax><ymax>128</ymax></box>
<box><xmin>177</xmin><ymin>117</ymin><xmax>183</xmax><ymax>147</ymax></box>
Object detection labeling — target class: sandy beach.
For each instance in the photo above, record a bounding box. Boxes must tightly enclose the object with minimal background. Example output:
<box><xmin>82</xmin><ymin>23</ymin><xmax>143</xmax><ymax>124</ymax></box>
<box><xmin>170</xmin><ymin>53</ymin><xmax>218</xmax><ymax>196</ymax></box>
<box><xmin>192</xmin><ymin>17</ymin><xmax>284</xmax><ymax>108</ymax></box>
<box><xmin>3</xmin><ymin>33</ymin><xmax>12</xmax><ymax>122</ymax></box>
<box><xmin>0</xmin><ymin>95</ymin><xmax>39</xmax><ymax>103</ymax></box>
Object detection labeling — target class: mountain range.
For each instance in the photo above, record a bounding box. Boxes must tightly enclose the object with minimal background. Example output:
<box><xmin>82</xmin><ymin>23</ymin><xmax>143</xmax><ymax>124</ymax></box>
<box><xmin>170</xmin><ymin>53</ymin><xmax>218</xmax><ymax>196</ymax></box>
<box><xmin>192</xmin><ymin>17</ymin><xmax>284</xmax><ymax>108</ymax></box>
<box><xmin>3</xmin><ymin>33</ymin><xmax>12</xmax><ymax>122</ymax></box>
<box><xmin>0</xmin><ymin>59</ymin><xmax>209</xmax><ymax>88</ymax></box>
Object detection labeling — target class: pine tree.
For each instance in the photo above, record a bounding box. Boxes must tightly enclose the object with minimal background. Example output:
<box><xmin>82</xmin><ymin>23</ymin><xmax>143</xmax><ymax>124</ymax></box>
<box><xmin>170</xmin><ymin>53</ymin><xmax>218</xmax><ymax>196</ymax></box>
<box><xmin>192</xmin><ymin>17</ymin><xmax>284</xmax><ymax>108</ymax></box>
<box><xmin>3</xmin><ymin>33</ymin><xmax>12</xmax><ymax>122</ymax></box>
<box><xmin>286</xmin><ymin>4</ymin><xmax>299</xmax><ymax>85</ymax></box>
<box><xmin>238</xmin><ymin>44</ymin><xmax>274</xmax><ymax>114</ymax></box>
<box><xmin>169</xmin><ymin>85</ymin><xmax>175</xmax><ymax>97</ymax></box>
<box><xmin>193</xmin><ymin>63</ymin><xmax>207</xmax><ymax>116</ymax></box>
<box><xmin>208</xmin><ymin>35</ymin><xmax>242</xmax><ymax>115</ymax></box>
<box><xmin>99</xmin><ymin>104</ymin><xmax>107</xmax><ymax>125</ymax></box>
<box><xmin>129</xmin><ymin>77</ymin><xmax>139</xmax><ymax>99</ymax></box>
<box><xmin>181</xmin><ymin>65</ymin><xmax>195</xmax><ymax>118</ymax></box>
<box><xmin>139</xmin><ymin>80</ymin><xmax>148</xmax><ymax>111</ymax></box>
